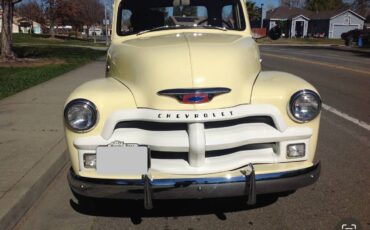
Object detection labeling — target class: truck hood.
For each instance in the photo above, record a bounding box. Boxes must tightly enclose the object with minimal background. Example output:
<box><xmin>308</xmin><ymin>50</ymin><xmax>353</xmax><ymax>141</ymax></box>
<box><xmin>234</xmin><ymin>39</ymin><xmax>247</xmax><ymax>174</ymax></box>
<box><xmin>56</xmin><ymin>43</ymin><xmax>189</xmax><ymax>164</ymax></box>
<box><xmin>109</xmin><ymin>32</ymin><xmax>261</xmax><ymax>110</ymax></box>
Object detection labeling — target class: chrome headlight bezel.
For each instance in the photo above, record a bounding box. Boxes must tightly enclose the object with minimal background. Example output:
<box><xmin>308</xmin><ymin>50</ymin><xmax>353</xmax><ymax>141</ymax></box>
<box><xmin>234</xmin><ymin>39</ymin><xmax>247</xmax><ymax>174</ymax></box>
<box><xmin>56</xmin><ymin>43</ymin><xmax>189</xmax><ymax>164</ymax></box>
<box><xmin>288</xmin><ymin>90</ymin><xmax>322</xmax><ymax>123</ymax></box>
<box><xmin>64</xmin><ymin>99</ymin><xmax>98</xmax><ymax>132</ymax></box>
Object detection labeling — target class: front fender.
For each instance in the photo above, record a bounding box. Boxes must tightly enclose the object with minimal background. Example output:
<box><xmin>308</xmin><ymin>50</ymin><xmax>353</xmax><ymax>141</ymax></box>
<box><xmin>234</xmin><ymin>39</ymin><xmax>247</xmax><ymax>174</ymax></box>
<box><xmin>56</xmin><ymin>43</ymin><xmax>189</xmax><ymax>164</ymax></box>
<box><xmin>251</xmin><ymin>71</ymin><xmax>321</xmax><ymax>163</ymax></box>
<box><xmin>64</xmin><ymin>77</ymin><xmax>136</xmax><ymax>172</ymax></box>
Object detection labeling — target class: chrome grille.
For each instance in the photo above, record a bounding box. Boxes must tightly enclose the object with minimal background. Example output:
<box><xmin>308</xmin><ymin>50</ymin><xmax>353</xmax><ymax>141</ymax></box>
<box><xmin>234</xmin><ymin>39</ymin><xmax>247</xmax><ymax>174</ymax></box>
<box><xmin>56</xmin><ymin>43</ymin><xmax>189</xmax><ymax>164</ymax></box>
<box><xmin>114</xmin><ymin>116</ymin><xmax>276</xmax><ymax>131</ymax></box>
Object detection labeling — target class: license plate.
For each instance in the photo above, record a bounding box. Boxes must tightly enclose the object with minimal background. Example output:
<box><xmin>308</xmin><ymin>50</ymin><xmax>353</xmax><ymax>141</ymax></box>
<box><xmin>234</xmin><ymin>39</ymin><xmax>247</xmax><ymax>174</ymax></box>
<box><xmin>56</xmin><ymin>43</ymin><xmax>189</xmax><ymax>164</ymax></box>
<box><xmin>96</xmin><ymin>145</ymin><xmax>149</xmax><ymax>176</ymax></box>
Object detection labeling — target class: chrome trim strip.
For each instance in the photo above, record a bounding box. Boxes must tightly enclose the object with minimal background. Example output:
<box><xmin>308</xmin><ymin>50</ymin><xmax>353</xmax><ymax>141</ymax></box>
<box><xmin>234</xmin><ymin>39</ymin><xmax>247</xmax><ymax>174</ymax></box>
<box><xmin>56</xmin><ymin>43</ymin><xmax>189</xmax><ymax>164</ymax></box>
<box><xmin>158</xmin><ymin>87</ymin><xmax>231</xmax><ymax>103</ymax></box>
<box><xmin>158</xmin><ymin>88</ymin><xmax>231</xmax><ymax>96</ymax></box>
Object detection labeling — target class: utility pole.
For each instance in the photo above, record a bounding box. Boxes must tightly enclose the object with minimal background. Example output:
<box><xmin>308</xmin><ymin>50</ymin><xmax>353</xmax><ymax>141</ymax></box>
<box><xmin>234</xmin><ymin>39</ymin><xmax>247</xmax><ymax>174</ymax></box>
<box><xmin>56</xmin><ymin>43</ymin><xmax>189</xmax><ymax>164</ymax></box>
<box><xmin>260</xmin><ymin>4</ymin><xmax>264</xmax><ymax>28</ymax></box>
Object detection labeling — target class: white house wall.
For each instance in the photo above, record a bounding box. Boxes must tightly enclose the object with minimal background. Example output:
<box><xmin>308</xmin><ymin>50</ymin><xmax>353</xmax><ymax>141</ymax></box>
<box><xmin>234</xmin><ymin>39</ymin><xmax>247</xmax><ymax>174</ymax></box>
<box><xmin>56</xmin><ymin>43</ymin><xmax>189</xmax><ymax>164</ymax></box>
<box><xmin>329</xmin><ymin>11</ymin><xmax>364</xmax><ymax>38</ymax></box>
<box><xmin>291</xmin><ymin>16</ymin><xmax>309</xmax><ymax>38</ymax></box>
<box><xmin>269</xmin><ymin>20</ymin><xmax>277</xmax><ymax>29</ymax></box>
<box><xmin>32</xmin><ymin>22</ymin><xmax>42</xmax><ymax>34</ymax></box>
<box><xmin>0</xmin><ymin>19</ymin><xmax>19</xmax><ymax>33</ymax></box>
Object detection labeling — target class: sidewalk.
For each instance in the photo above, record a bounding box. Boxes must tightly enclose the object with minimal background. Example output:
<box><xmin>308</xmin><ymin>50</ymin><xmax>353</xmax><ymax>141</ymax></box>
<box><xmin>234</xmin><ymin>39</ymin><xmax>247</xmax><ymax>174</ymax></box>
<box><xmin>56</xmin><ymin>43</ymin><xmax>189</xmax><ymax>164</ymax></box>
<box><xmin>0</xmin><ymin>58</ymin><xmax>105</xmax><ymax>229</ymax></box>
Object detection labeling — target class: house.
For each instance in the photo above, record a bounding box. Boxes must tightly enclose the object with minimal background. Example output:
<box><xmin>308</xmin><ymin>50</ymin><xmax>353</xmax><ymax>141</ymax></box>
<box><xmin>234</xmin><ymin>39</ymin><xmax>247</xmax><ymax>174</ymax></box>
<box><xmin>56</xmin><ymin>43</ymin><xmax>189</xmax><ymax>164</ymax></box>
<box><xmin>17</xmin><ymin>17</ymin><xmax>43</xmax><ymax>34</ymax></box>
<box><xmin>88</xmin><ymin>26</ymin><xmax>103</xmax><ymax>36</ymax></box>
<box><xmin>264</xmin><ymin>7</ymin><xmax>366</xmax><ymax>39</ymax></box>
<box><xmin>0</xmin><ymin>11</ymin><xmax>43</xmax><ymax>34</ymax></box>
<box><xmin>310</xmin><ymin>9</ymin><xmax>365</xmax><ymax>38</ymax></box>
<box><xmin>0</xmin><ymin>19</ymin><xmax>20</xmax><ymax>33</ymax></box>
<box><xmin>264</xmin><ymin>7</ymin><xmax>311</xmax><ymax>38</ymax></box>
<box><xmin>0</xmin><ymin>10</ymin><xmax>20</xmax><ymax>33</ymax></box>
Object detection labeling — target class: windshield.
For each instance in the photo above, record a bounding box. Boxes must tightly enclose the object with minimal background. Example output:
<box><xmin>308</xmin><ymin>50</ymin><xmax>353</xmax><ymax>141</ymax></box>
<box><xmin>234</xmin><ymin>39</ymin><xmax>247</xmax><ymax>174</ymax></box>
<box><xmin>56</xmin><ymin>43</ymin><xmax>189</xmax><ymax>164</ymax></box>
<box><xmin>117</xmin><ymin>0</ymin><xmax>246</xmax><ymax>36</ymax></box>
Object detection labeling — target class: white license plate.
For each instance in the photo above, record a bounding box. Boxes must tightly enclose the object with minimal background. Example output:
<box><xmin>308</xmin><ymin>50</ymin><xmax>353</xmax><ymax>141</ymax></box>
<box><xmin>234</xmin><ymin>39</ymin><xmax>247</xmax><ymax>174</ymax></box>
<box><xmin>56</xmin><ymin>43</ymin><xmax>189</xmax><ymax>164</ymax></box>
<box><xmin>96</xmin><ymin>145</ymin><xmax>149</xmax><ymax>176</ymax></box>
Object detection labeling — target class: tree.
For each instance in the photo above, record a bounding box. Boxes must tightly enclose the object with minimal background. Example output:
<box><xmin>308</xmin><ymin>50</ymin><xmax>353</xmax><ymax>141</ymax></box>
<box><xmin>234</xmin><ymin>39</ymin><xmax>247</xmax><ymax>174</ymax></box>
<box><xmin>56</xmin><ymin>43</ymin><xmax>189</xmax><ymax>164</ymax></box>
<box><xmin>246</xmin><ymin>1</ymin><xmax>261</xmax><ymax>21</ymax></box>
<box><xmin>306</xmin><ymin>0</ymin><xmax>346</xmax><ymax>12</ymax></box>
<box><xmin>40</xmin><ymin>0</ymin><xmax>103</xmax><ymax>37</ymax></box>
<box><xmin>280</xmin><ymin>0</ymin><xmax>307</xmax><ymax>8</ymax></box>
<box><xmin>353</xmin><ymin>0</ymin><xmax>370</xmax><ymax>7</ymax></box>
<box><xmin>1</xmin><ymin>0</ymin><xmax>22</xmax><ymax>60</ymax></box>
<box><xmin>16</xmin><ymin>0</ymin><xmax>105</xmax><ymax>38</ymax></box>
<box><xmin>265</xmin><ymin>0</ymin><xmax>276</xmax><ymax>11</ymax></box>
<box><xmin>16</xmin><ymin>0</ymin><xmax>44</xmax><ymax>24</ymax></box>
<box><xmin>351</xmin><ymin>0</ymin><xmax>370</xmax><ymax>20</ymax></box>
<box><xmin>173</xmin><ymin>6</ymin><xmax>198</xmax><ymax>16</ymax></box>
<box><xmin>57</xmin><ymin>0</ymin><xmax>83</xmax><ymax>35</ymax></box>
<box><xmin>42</xmin><ymin>0</ymin><xmax>60</xmax><ymax>37</ymax></box>
<box><xmin>77</xmin><ymin>0</ymin><xmax>104</xmax><ymax>35</ymax></box>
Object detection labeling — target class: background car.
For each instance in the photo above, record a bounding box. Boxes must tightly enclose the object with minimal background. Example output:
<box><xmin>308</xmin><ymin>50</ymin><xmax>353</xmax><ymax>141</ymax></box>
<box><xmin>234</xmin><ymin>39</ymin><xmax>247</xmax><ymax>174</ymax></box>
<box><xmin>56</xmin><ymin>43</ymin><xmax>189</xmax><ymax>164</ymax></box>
<box><xmin>341</xmin><ymin>28</ymin><xmax>370</xmax><ymax>47</ymax></box>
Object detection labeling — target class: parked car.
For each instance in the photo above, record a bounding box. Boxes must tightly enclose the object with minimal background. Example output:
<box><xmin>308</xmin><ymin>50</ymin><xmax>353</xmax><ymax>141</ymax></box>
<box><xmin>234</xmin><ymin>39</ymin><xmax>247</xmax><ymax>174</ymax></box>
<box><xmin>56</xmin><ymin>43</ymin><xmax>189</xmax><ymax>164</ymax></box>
<box><xmin>65</xmin><ymin>0</ymin><xmax>322</xmax><ymax>209</ymax></box>
<box><xmin>268</xmin><ymin>25</ymin><xmax>282</xmax><ymax>40</ymax></box>
<box><xmin>341</xmin><ymin>28</ymin><xmax>370</xmax><ymax>46</ymax></box>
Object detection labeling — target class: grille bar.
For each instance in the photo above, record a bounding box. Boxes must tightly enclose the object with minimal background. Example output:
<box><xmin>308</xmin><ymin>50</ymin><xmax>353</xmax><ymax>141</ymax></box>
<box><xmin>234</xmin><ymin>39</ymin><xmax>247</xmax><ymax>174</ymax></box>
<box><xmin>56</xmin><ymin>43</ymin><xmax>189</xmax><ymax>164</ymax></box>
<box><xmin>114</xmin><ymin>116</ymin><xmax>276</xmax><ymax>131</ymax></box>
<box><xmin>150</xmin><ymin>143</ymin><xmax>276</xmax><ymax>160</ymax></box>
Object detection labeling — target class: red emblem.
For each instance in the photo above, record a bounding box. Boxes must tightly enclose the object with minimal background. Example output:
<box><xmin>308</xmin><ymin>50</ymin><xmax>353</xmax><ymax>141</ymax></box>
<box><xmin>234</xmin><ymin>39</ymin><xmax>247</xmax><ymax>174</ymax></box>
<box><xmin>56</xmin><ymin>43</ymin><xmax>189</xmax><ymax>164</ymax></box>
<box><xmin>182</xmin><ymin>93</ymin><xmax>210</xmax><ymax>104</ymax></box>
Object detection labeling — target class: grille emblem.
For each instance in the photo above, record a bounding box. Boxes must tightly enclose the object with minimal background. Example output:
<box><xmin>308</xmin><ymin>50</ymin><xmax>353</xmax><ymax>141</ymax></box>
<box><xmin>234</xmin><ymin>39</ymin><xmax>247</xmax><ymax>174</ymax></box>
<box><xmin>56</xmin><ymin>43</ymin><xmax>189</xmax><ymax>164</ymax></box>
<box><xmin>183</xmin><ymin>93</ymin><xmax>209</xmax><ymax>104</ymax></box>
<box><xmin>158</xmin><ymin>88</ymin><xmax>231</xmax><ymax>104</ymax></box>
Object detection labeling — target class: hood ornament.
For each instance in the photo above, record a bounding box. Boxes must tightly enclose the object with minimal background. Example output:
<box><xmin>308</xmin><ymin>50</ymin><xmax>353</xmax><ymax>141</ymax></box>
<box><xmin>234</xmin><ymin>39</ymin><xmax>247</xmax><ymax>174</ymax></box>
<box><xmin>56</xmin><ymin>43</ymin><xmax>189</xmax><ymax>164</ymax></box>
<box><xmin>158</xmin><ymin>88</ymin><xmax>231</xmax><ymax>104</ymax></box>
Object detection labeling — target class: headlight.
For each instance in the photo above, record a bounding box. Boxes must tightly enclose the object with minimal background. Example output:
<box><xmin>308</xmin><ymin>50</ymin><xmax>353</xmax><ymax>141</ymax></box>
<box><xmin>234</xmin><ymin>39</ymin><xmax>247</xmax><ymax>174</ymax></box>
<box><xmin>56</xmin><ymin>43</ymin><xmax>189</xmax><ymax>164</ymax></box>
<box><xmin>64</xmin><ymin>99</ymin><xmax>98</xmax><ymax>132</ymax></box>
<box><xmin>288</xmin><ymin>90</ymin><xmax>322</xmax><ymax>122</ymax></box>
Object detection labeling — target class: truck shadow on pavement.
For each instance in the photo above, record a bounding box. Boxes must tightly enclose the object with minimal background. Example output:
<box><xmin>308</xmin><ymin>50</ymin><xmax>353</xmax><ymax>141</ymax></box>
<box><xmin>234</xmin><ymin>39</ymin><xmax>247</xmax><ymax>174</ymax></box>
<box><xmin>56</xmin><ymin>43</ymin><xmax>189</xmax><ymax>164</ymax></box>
<box><xmin>69</xmin><ymin>193</ymin><xmax>291</xmax><ymax>225</ymax></box>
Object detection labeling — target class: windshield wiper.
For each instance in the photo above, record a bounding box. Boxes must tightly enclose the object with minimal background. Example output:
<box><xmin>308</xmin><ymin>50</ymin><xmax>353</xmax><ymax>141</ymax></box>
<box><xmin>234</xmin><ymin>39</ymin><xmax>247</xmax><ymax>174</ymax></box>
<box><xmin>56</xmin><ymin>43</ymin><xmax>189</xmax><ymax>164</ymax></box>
<box><xmin>137</xmin><ymin>25</ymin><xmax>190</xmax><ymax>36</ymax></box>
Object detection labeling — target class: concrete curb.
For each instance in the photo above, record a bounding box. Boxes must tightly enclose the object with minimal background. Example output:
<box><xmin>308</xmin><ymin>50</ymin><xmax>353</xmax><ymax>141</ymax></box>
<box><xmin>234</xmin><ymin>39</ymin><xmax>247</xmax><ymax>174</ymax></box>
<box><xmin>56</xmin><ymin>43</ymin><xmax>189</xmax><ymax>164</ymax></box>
<box><xmin>0</xmin><ymin>138</ymin><xmax>68</xmax><ymax>230</ymax></box>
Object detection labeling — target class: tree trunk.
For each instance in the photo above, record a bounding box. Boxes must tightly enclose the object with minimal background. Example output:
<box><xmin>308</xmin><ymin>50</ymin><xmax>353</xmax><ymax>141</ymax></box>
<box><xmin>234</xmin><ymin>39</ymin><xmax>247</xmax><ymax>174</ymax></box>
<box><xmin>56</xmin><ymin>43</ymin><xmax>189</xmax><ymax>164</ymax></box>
<box><xmin>50</xmin><ymin>22</ymin><xmax>55</xmax><ymax>38</ymax></box>
<box><xmin>1</xmin><ymin>0</ymin><xmax>16</xmax><ymax>60</ymax></box>
<box><xmin>49</xmin><ymin>0</ymin><xmax>56</xmax><ymax>38</ymax></box>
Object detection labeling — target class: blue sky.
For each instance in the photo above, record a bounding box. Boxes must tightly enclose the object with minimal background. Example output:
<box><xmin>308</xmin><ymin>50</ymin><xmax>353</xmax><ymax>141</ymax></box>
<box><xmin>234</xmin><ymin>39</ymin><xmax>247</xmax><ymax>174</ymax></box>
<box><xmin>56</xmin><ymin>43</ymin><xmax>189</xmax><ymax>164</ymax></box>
<box><xmin>253</xmin><ymin>0</ymin><xmax>278</xmax><ymax>8</ymax></box>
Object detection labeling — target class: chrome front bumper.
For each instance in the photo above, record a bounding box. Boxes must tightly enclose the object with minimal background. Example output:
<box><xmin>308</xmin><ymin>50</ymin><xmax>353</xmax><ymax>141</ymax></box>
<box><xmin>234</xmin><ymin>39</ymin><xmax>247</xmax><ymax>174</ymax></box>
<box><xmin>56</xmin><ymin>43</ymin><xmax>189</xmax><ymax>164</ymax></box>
<box><xmin>68</xmin><ymin>163</ymin><xmax>320</xmax><ymax>201</ymax></box>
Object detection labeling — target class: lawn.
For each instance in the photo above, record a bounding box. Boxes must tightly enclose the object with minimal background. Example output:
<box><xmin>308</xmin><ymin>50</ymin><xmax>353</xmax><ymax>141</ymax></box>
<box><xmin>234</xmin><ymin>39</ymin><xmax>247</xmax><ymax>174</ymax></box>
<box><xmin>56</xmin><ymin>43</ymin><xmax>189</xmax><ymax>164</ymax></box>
<box><xmin>13</xmin><ymin>34</ymin><xmax>106</xmax><ymax>47</ymax></box>
<box><xmin>0</xmin><ymin>46</ymin><xmax>106</xmax><ymax>99</ymax></box>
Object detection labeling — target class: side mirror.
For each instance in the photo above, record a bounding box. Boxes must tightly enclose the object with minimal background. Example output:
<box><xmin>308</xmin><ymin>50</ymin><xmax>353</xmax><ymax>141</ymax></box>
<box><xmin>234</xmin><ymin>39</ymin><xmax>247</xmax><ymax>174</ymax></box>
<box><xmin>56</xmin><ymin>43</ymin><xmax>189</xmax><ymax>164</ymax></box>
<box><xmin>269</xmin><ymin>26</ymin><xmax>282</xmax><ymax>40</ymax></box>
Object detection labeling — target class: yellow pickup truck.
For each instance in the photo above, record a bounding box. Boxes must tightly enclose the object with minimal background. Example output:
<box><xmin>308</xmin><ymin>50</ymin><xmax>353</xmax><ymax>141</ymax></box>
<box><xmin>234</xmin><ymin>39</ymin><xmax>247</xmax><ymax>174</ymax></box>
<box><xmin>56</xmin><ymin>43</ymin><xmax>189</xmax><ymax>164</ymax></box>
<box><xmin>64</xmin><ymin>0</ymin><xmax>322</xmax><ymax>209</ymax></box>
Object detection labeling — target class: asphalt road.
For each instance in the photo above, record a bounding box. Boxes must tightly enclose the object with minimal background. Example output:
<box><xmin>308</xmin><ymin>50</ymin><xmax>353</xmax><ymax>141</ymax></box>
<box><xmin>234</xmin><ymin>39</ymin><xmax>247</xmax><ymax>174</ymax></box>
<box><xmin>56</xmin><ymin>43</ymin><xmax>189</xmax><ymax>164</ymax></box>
<box><xmin>14</xmin><ymin>46</ymin><xmax>370</xmax><ymax>230</ymax></box>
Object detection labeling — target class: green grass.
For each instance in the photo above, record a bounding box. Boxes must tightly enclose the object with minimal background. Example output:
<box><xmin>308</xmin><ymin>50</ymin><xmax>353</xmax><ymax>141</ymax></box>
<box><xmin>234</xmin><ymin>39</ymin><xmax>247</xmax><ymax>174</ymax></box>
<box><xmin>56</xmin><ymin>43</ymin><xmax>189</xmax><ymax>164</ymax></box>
<box><xmin>13</xmin><ymin>34</ymin><xmax>106</xmax><ymax>47</ymax></box>
<box><xmin>0</xmin><ymin>46</ymin><xmax>106</xmax><ymax>99</ymax></box>
<box><xmin>257</xmin><ymin>37</ymin><xmax>345</xmax><ymax>46</ymax></box>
